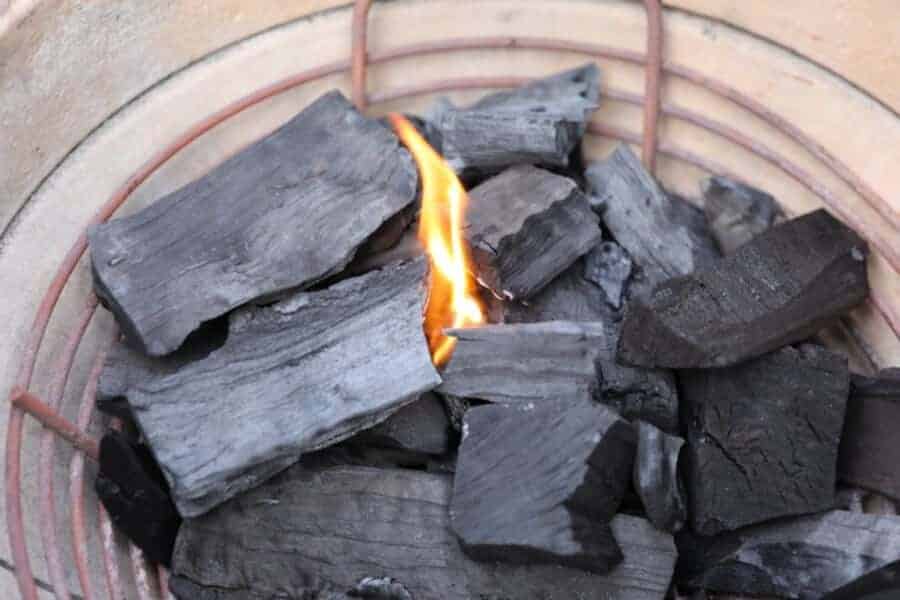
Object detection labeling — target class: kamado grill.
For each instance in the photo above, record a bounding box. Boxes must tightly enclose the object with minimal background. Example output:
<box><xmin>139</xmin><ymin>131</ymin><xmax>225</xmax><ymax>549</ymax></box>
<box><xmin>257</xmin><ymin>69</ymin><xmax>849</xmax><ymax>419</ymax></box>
<box><xmin>4</xmin><ymin>1</ymin><xmax>900</xmax><ymax>599</ymax></box>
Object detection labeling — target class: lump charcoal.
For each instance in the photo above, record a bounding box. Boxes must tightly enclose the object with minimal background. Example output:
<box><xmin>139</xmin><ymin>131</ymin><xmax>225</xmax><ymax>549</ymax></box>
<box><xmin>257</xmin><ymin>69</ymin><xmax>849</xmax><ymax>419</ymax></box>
<box><xmin>355</xmin><ymin>393</ymin><xmax>451</xmax><ymax>456</ymax></box>
<box><xmin>676</xmin><ymin>510</ymin><xmax>900</xmax><ymax>599</ymax></box>
<box><xmin>583</xmin><ymin>240</ymin><xmax>633</xmax><ymax>309</ymax></box>
<box><xmin>702</xmin><ymin>175</ymin><xmax>781</xmax><ymax>254</ymax></box>
<box><xmin>681</xmin><ymin>344</ymin><xmax>849</xmax><ymax>535</ymax></box>
<box><xmin>170</xmin><ymin>463</ymin><xmax>676</xmax><ymax>600</ymax></box>
<box><xmin>633</xmin><ymin>421</ymin><xmax>687</xmax><ymax>533</ymax></box>
<box><xmin>466</xmin><ymin>165</ymin><xmax>601</xmax><ymax>300</ymax></box>
<box><xmin>450</xmin><ymin>400</ymin><xmax>636</xmax><ymax>573</ymax></box>
<box><xmin>619</xmin><ymin>208</ymin><xmax>869</xmax><ymax>369</ymax></box>
<box><xmin>89</xmin><ymin>90</ymin><xmax>417</xmax><ymax>356</ymax></box>
<box><xmin>98</xmin><ymin>259</ymin><xmax>440</xmax><ymax>516</ymax></box>
<box><xmin>822</xmin><ymin>559</ymin><xmax>900</xmax><ymax>600</ymax></box>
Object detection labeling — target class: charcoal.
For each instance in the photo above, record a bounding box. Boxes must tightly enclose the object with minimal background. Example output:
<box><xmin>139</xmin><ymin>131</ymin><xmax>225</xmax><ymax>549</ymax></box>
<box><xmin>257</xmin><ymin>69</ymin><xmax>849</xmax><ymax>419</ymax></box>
<box><xmin>94</xmin><ymin>431</ymin><xmax>180</xmax><ymax>566</ymax></box>
<box><xmin>619</xmin><ymin>209</ymin><xmax>869</xmax><ymax>369</ymax></box>
<box><xmin>822</xmin><ymin>559</ymin><xmax>900</xmax><ymax>600</ymax></box>
<box><xmin>170</xmin><ymin>464</ymin><xmax>676</xmax><ymax>600</ymax></box>
<box><xmin>432</xmin><ymin>64</ymin><xmax>600</xmax><ymax>176</ymax></box>
<box><xmin>701</xmin><ymin>175</ymin><xmax>780</xmax><ymax>254</ymax></box>
<box><xmin>451</xmin><ymin>400</ymin><xmax>636</xmax><ymax>573</ymax></box>
<box><xmin>583</xmin><ymin>240</ymin><xmax>633</xmax><ymax>309</ymax></box>
<box><xmin>466</xmin><ymin>165</ymin><xmax>601</xmax><ymax>300</ymax></box>
<box><xmin>838</xmin><ymin>370</ymin><xmax>900</xmax><ymax>501</ymax></box>
<box><xmin>439</xmin><ymin>393</ymin><xmax>470</xmax><ymax>432</ymax></box>
<box><xmin>355</xmin><ymin>393</ymin><xmax>451</xmax><ymax>456</ymax></box>
<box><xmin>676</xmin><ymin>510</ymin><xmax>900</xmax><ymax>599</ymax></box>
<box><xmin>586</xmin><ymin>145</ymin><xmax>719</xmax><ymax>295</ymax></box>
<box><xmin>89</xmin><ymin>90</ymin><xmax>417</xmax><ymax>356</ymax></box>
<box><xmin>438</xmin><ymin>321</ymin><xmax>603</xmax><ymax>404</ymax></box>
<box><xmin>98</xmin><ymin>259</ymin><xmax>440</xmax><ymax>516</ymax></box>
<box><xmin>681</xmin><ymin>344</ymin><xmax>849</xmax><ymax>535</ymax></box>
<box><xmin>633</xmin><ymin>421</ymin><xmax>687</xmax><ymax>533</ymax></box>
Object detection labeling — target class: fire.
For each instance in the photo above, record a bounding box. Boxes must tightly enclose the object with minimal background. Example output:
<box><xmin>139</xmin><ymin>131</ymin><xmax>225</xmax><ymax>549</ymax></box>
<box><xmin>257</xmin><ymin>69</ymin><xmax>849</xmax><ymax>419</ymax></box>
<box><xmin>389</xmin><ymin>114</ymin><xmax>484</xmax><ymax>366</ymax></box>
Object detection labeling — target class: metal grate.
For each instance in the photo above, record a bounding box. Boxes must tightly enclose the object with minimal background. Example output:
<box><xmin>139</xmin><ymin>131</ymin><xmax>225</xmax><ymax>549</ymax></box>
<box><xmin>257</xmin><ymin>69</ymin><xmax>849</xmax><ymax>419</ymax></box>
<box><xmin>5</xmin><ymin>0</ymin><xmax>900</xmax><ymax>598</ymax></box>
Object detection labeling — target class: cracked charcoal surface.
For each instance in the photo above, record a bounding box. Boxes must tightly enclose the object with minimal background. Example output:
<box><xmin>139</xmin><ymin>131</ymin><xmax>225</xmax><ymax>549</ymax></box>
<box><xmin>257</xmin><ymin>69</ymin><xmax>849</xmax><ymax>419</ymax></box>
<box><xmin>633</xmin><ymin>421</ymin><xmax>687</xmax><ymax>533</ymax></box>
<box><xmin>702</xmin><ymin>175</ymin><xmax>781</xmax><ymax>254</ymax></box>
<box><xmin>450</xmin><ymin>400</ymin><xmax>636</xmax><ymax>573</ymax></box>
<box><xmin>171</xmin><ymin>463</ymin><xmax>676</xmax><ymax>600</ymax></box>
<box><xmin>97</xmin><ymin>259</ymin><xmax>440</xmax><ymax>517</ymax></box>
<box><xmin>619</xmin><ymin>208</ymin><xmax>869</xmax><ymax>369</ymax></box>
<box><xmin>89</xmin><ymin>90</ymin><xmax>417</xmax><ymax>356</ymax></box>
<box><xmin>681</xmin><ymin>344</ymin><xmax>849</xmax><ymax>535</ymax></box>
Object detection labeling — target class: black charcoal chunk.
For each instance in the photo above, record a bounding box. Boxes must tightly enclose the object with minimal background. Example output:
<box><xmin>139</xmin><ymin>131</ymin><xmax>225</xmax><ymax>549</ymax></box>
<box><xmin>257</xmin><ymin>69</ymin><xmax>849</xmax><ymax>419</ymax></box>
<box><xmin>89</xmin><ymin>90</ymin><xmax>417</xmax><ymax>356</ymax></box>
<box><xmin>681</xmin><ymin>344</ymin><xmax>849</xmax><ymax>535</ymax></box>
<box><xmin>583</xmin><ymin>241</ymin><xmax>633</xmax><ymax>309</ymax></box>
<box><xmin>586</xmin><ymin>145</ymin><xmax>719</xmax><ymax>295</ymax></box>
<box><xmin>466</xmin><ymin>165</ymin><xmax>601</xmax><ymax>300</ymax></box>
<box><xmin>838</xmin><ymin>370</ymin><xmax>900</xmax><ymax>501</ymax></box>
<box><xmin>171</xmin><ymin>464</ymin><xmax>676</xmax><ymax>600</ymax></box>
<box><xmin>451</xmin><ymin>400</ymin><xmax>636</xmax><ymax>573</ymax></box>
<box><xmin>633</xmin><ymin>421</ymin><xmax>686</xmax><ymax>533</ymax></box>
<box><xmin>98</xmin><ymin>259</ymin><xmax>440</xmax><ymax>516</ymax></box>
<box><xmin>619</xmin><ymin>208</ymin><xmax>869</xmax><ymax>369</ymax></box>
<box><xmin>433</xmin><ymin>64</ymin><xmax>600</xmax><ymax>176</ymax></box>
<box><xmin>676</xmin><ymin>510</ymin><xmax>900</xmax><ymax>599</ymax></box>
<box><xmin>95</xmin><ymin>431</ymin><xmax>180</xmax><ymax>566</ymax></box>
<box><xmin>355</xmin><ymin>393</ymin><xmax>451</xmax><ymax>456</ymax></box>
<box><xmin>702</xmin><ymin>175</ymin><xmax>781</xmax><ymax>254</ymax></box>
<box><xmin>823</xmin><ymin>559</ymin><xmax>900</xmax><ymax>600</ymax></box>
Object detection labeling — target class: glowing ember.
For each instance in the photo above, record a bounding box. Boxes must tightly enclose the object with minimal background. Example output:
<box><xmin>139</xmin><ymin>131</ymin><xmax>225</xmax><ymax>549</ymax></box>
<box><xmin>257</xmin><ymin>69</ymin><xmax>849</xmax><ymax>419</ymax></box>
<box><xmin>389</xmin><ymin>114</ymin><xmax>484</xmax><ymax>366</ymax></box>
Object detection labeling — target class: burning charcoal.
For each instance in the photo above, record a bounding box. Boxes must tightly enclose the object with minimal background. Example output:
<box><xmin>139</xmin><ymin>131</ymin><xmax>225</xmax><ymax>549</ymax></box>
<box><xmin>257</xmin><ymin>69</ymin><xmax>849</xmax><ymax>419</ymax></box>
<box><xmin>438</xmin><ymin>321</ymin><xmax>604</xmax><ymax>404</ymax></box>
<box><xmin>170</xmin><ymin>463</ymin><xmax>676</xmax><ymax>600</ymax></box>
<box><xmin>466</xmin><ymin>165</ymin><xmax>601</xmax><ymax>300</ymax></box>
<box><xmin>583</xmin><ymin>241</ymin><xmax>632</xmax><ymax>309</ymax></box>
<box><xmin>681</xmin><ymin>344</ymin><xmax>849</xmax><ymax>535</ymax></box>
<box><xmin>355</xmin><ymin>393</ymin><xmax>451</xmax><ymax>456</ymax></box>
<box><xmin>98</xmin><ymin>259</ymin><xmax>440</xmax><ymax>516</ymax></box>
<box><xmin>432</xmin><ymin>64</ymin><xmax>600</xmax><ymax>176</ymax></box>
<box><xmin>619</xmin><ymin>209</ymin><xmax>869</xmax><ymax>369</ymax></box>
<box><xmin>822</xmin><ymin>559</ymin><xmax>900</xmax><ymax>600</ymax></box>
<box><xmin>633</xmin><ymin>421</ymin><xmax>687</xmax><ymax>533</ymax></box>
<box><xmin>838</xmin><ymin>370</ymin><xmax>900</xmax><ymax>501</ymax></box>
<box><xmin>701</xmin><ymin>175</ymin><xmax>780</xmax><ymax>254</ymax></box>
<box><xmin>676</xmin><ymin>510</ymin><xmax>900</xmax><ymax>599</ymax></box>
<box><xmin>450</xmin><ymin>400</ymin><xmax>636</xmax><ymax>573</ymax></box>
<box><xmin>94</xmin><ymin>431</ymin><xmax>180</xmax><ymax>566</ymax></box>
<box><xmin>586</xmin><ymin>145</ymin><xmax>719</xmax><ymax>295</ymax></box>
<box><xmin>89</xmin><ymin>90</ymin><xmax>417</xmax><ymax>356</ymax></box>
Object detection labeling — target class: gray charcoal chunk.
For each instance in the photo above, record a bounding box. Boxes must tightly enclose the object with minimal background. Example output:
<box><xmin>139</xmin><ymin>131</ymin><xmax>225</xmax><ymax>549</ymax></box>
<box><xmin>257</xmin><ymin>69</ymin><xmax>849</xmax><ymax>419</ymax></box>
<box><xmin>702</xmin><ymin>175</ymin><xmax>781</xmax><ymax>254</ymax></box>
<box><xmin>619</xmin><ymin>208</ymin><xmax>869</xmax><ymax>369</ymax></box>
<box><xmin>171</xmin><ymin>464</ymin><xmax>676</xmax><ymax>600</ymax></box>
<box><xmin>583</xmin><ymin>241</ymin><xmax>633</xmax><ymax>309</ymax></box>
<box><xmin>89</xmin><ymin>90</ymin><xmax>417</xmax><ymax>356</ymax></box>
<box><xmin>633</xmin><ymin>421</ymin><xmax>687</xmax><ymax>533</ymax></box>
<box><xmin>355</xmin><ymin>393</ymin><xmax>451</xmax><ymax>456</ymax></box>
<box><xmin>681</xmin><ymin>344</ymin><xmax>849</xmax><ymax>535</ymax></box>
<box><xmin>99</xmin><ymin>259</ymin><xmax>440</xmax><ymax>516</ymax></box>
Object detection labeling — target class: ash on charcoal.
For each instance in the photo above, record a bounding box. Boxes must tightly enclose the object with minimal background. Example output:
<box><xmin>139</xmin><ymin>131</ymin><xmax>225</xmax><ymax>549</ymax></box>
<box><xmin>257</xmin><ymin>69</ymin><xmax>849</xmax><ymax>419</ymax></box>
<box><xmin>466</xmin><ymin>165</ymin><xmax>601</xmax><ymax>300</ymax></box>
<box><xmin>619</xmin><ymin>208</ymin><xmax>869</xmax><ymax>369</ymax></box>
<box><xmin>676</xmin><ymin>510</ymin><xmax>900</xmax><ymax>599</ymax></box>
<box><xmin>681</xmin><ymin>344</ymin><xmax>849</xmax><ymax>535</ymax></box>
<box><xmin>633</xmin><ymin>421</ymin><xmax>687</xmax><ymax>533</ymax></box>
<box><xmin>450</xmin><ymin>400</ymin><xmax>636</xmax><ymax>573</ymax></box>
<box><xmin>89</xmin><ymin>90</ymin><xmax>417</xmax><ymax>356</ymax></box>
<box><xmin>170</xmin><ymin>463</ymin><xmax>676</xmax><ymax>600</ymax></box>
<box><xmin>98</xmin><ymin>259</ymin><xmax>440</xmax><ymax>517</ymax></box>
<box><xmin>701</xmin><ymin>175</ymin><xmax>780</xmax><ymax>254</ymax></box>
<box><xmin>583</xmin><ymin>240</ymin><xmax>633</xmax><ymax>309</ymax></box>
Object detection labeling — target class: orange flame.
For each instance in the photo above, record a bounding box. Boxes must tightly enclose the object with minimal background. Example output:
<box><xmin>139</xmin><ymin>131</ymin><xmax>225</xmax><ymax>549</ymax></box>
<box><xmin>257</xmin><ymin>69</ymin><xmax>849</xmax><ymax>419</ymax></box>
<box><xmin>389</xmin><ymin>114</ymin><xmax>484</xmax><ymax>366</ymax></box>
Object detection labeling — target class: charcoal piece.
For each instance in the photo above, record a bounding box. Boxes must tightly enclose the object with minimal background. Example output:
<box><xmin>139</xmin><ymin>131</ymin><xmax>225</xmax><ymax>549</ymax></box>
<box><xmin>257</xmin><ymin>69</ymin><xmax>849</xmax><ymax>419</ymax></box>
<box><xmin>349</xmin><ymin>577</ymin><xmax>413</xmax><ymax>600</ymax></box>
<box><xmin>586</xmin><ymin>145</ymin><xmax>719</xmax><ymax>294</ymax></box>
<box><xmin>440</xmin><ymin>393</ymin><xmax>470</xmax><ymax>432</ymax></box>
<box><xmin>95</xmin><ymin>431</ymin><xmax>180</xmax><ymax>566</ymax></box>
<box><xmin>89</xmin><ymin>91</ymin><xmax>417</xmax><ymax>356</ymax></box>
<box><xmin>823</xmin><ymin>559</ymin><xmax>900</xmax><ymax>600</ymax></box>
<box><xmin>702</xmin><ymin>175</ymin><xmax>780</xmax><ymax>254</ymax></box>
<box><xmin>676</xmin><ymin>510</ymin><xmax>900</xmax><ymax>599</ymax></box>
<box><xmin>98</xmin><ymin>259</ymin><xmax>440</xmax><ymax>517</ymax></box>
<box><xmin>355</xmin><ymin>393</ymin><xmax>450</xmax><ymax>456</ymax></box>
<box><xmin>451</xmin><ymin>400</ymin><xmax>636</xmax><ymax>573</ymax></box>
<box><xmin>619</xmin><ymin>208</ymin><xmax>869</xmax><ymax>369</ymax></box>
<box><xmin>438</xmin><ymin>321</ymin><xmax>603</xmax><ymax>404</ymax></box>
<box><xmin>838</xmin><ymin>371</ymin><xmax>900</xmax><ymax>501</ymax></box>
<box><xmin>583</xmin><ymin>241</ymin><xmax>632</xmax><ymax>308</ymax></box>
<box><xmin>433</xmin><ymin>64</ymin><xmax>600</xmax><ymax>176</ymax></box>
<box><xmin>681</xmin><ymin>344</ymin><xmax>849</xmax><ymax>535</ymax></box>
<box><xmin>466</xmin><ymin>165</ymin><xmax>601</xmax><ymax>300</ymax></box>
<box><xmin>170</xmin><ymin>464</ymin><xmax>676</xmax><ymax>600</ymax></box>
<box><xmin>633</xmin><ymin>421</ymin><xmax>686</xmax><ymax>533</ymax></box>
